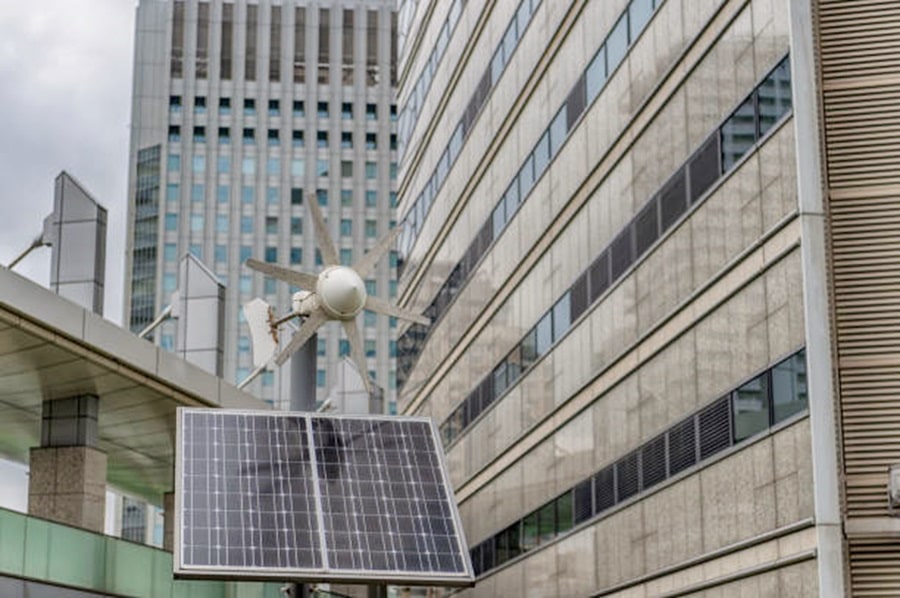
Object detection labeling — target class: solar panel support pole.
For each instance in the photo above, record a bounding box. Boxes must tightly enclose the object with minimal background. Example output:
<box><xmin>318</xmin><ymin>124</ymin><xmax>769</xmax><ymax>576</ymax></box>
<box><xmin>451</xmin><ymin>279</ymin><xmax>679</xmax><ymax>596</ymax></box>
<box><xmin>288</xmin><ymin>329</ymin><xmax>317</xmax><ymax>598</ymax></box>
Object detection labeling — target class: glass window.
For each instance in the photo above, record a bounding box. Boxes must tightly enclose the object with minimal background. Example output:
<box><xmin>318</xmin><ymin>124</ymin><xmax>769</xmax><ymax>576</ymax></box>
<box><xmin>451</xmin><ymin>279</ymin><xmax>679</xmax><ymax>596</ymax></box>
<box><xmin>341</xmin><ymin>131</ymin><xmax>353</xmax><ymax>148</ymax></box>
<box><xmin>217</xmin><ymin>184</ymin><xmax>229</xmax><ymax>203</ymax></box>
<box><xmin>629</xmin><ymin>0</ymin><xmax>655</xmax><ymax>41</ymax></box>
<box><xmin>341</xmin><ymin>189</ymin><xmax>354</xmax><ymax>206</ymax></box>
<box><xmin>190</xmin><ymin>213</ymin><xmax>203</xmax><ymax>232</ymax></box>
<box><xmin>365</xmin><ymin>279</ymin><xmax>376</xmax><ymax>294</ymax></box>
<box><xmin>606</xmin><ymin>14</ymin><xmax>629</xmax><ymax>71</ymax></box>
<box><xmin>265</xmin><ymin>216</ymin><xmax>278</xmax><ymax>234</ymax></box>
<box><xmin>339</xmin><ymin>339</ymin><xmax>350</xmax><ymax>356</ymax></box>
<box><xmin>365</xmin><ymin>190</ymin><xmax>377</xmax><ymax>207</ymax></box>
<box><xmin>341</xmin><ymin>102</ymin><xmax>353</xmax><ymax>119</ymax></box>
<box><xmin>365</xmin><ymin>132</ymin><xmax>377</xmax><ymax>149</ymax></box>
<box><xmin>169</xmin><ymin>95</ymin><xmax>182</xmax><ymax>112</ymax></box>
<box><xmin>365</xmin><ymin>162</ymin><xmax>377</xmax><ymax>179</ymax></box>
<box><xmin>240</xmin><ymin>245</ymin><xmax>252</xmax><ymax>262</ymax></box>
<box><xmin>291</xmin><ymin>187</ymin><xmax>303</xmax><ymax>205</ymax></box>
<box><xmin>193</xmin><ymin>126</ymin><xmax>206</xmax><ymax>143</ymax></box>
<box><xmin>771</xmin><ymin>351</ymin><xmax>807</xmax><ymax>423</ymax></box>
<box><xmin>239</xmin><ymin>274</ymin><xmax>252</xmax><ymax>293</ymax></box>
<box><xmin>366</xmin><ymin>103</ymin><xmax>377</xmax><ymax>120</ymax></box>
<box><xmin>293</xmin><ymin>100</ymin><xmax>304</xmax><ymax>116</ymax></box>
<box><xmin>733</xmin><ymin>373</ymin><xmax>769</xmax><ymax>441</ymax></box>
<box><xmin>521</xmin><ymin>511</ymin><xmax>539</xmax><ymax>551</ymax></box>
<box><xmin>241</xmin><ymin>185</ymin><xmax>254</xmax><ymax>203</ymax></box>
<box><xmin>317</xmin><ymin>159</ymin><xmax>329</xmax><ymax>177</ymax></box>
<box><xmin>265</xmin><ymin>246</ymin><xmax>277</xmax><ymax>262</ymax></box>
<box><xmin>215</xmin><ymin>244</ymin><xmax>226</xmax><ymax>262</ymax></box>
<box><xmin>167</xmin><ymin>153</ymin><xmax>181</xmax><ymax>172</ymax></box>
<box><xmin>292</xmin><ymin>130</ymin><xmax>304</xmax><ymax>147</ymax></box>
<box><xmin>216</xmin><ymin>214</ymin><xmax>228</xmax><ymax>232</ymax></box>
<box><xmin>243</xmin><ymin>98</ymin><xmax>255</xmax><ymax>115</ymax></box>
<box><xmin>219</xmin><ymin>97</ymin><xmax>231</xmax><ymax>114</ymax></box>
<box><xmin>365</xmin><ymin>219</ymin><xmax>377</xmax><ymax>237</ymax></box>
<box><xmin>192</xmin><ymin>155</ymin><xmax>205</xmax><ymax>173</ymax></box>
<box><xmin>267</xmin><ymin>129</ymin><xmax>279</xmax><ymax>146</ymax></box>
<box><xmin>316</xmin><ymin>189</ymin><xmax>328</xmax><ymax>205</ymax></box>
<box><xmin>317</xmin><ymin>369</ymin><xmax>326</xmax><ymax>387</ymax></box>
<box><xmin>555</xmin><ymin>492</ymin><xmax>573</xmax><ymax>535</ymax></box>
<box><xmin>552</xmin><ymin>292</ymin><xmax>571</xmax><ymax>340</ymax></box>
<box><xmin>290</xmin><ymin>247</ymin><xmax>302</xmax><ymax>264</ymax></box>
<box><xmin>166</xmin><ymin>183</ymin><xmax>180</xmax><ymax>202</ymax></box>
<box><xmin>758</xmin><ymin>58</ymin><xmax>792</xmax><ymax>137</ymax></box>
<box><xmin>163</xmin><ymin>272</ymin><xmax>177</xmax><ymax>293</ymax></box>
<box><xmin>165</xmin><ymin>213</ymin><xmax>178</xmax><ymax>230</ymax></box>
<box><xmin>218</xmin><ymin>127</ymin><xmax>230</xmax><ymax>144</ymax></box>
<box><xmin>268</xmin><ymin>99</ymin><xmax>280</xmax><ymax>116</ymax></box>
<box><xmin>549</xmin><ymin>105</ymin><xmax>568</xmax><ymax>157</ymax></box>
<box><xmin>365</xmin><ymin>339</ymin><xmax>376</xmax><ymax>357</ymax></box>
<box><xmin>721</xmin><ymin>96</ymin><xmax>757</xmax><ymax>171</ymax></box>
<box><xmin>243</xmin><ymin>128</ymin><xmax>255</xmax><ymax>145</ymax></box>
<box><xmin>266</xmin><ymin>186</ymin><xmax>278</xmax><ymax>204</ymax></box>
<box><xmin>317</xmin><ymin>131</ymin><xmax>328</xmax><ymax>148</ymax></box>
<box><xmin>241</xmin><ymin>215</ymin><xmax>253</xmax><ymax>233</ymax></box>
<box><xmin>535</xmin><ymin>310</ymin><xmax>553</xmax><ymax>355</ymax></box>
<box><xmin>538</xmin><ymin>501</ymin><xmax>556</xmax><ymax>543</ymax></box>
<box><xmin>519</xmin><ymin>154</ymin><xmax>535</xmax><ymax>197</ymax></box>
<box><xmin>341</xmin><ymin>248</ymin><xmax>353</xmax><ymax>265</ymax></box>
<box><xmin>532</xmin><ymin>131</ymin><xmax>551</xmax><ymax>178</ymax></box>
<box><xmin>317</xmin><ymin>101</ymin><xmax>329</xmax><ymax>118</ymax></box>
<box><xmin>340</xmin><ymin>161</ymin><xmax>353</xmax><ymax>177</ymax></box>
<box><xmin>164</xmin><ymin>243</ymin><xmax>177</xmax><ymax>261</ymax></box>
<box><xmin>168</xmin><ymin>125</ymin><xmax>181</xmax><ymax>142</ymax></box>
<box><xmin>291</xmin><ymin>217</ymin><xmax>302</xmax><ymax>235</ymax></box>
<box><xmin>291</xmin><ymin>158</ymin><xmax>304</xmax><ymax>177</ymax></box>
<box><xmin>242</xmin><ymin>157</ymin><xmax>255</xmax><ymax>174</ymax></box>
<box><xmin>217</xmin><ymin>155</ymin><xmax>230</xmax><ymax>173</ymax></box>
<box><xmin>340</xmin><ymin>219</ymin><xmax>352</xmax><ymax>236</ymax></box>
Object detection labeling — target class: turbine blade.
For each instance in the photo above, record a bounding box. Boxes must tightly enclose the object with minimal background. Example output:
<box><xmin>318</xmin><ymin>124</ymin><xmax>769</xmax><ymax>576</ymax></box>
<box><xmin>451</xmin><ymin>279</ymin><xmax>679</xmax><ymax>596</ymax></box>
<box><xmin>352</xmin><ymin>225</ymin><xmax>403</xmax><ymax>278</ymax></box>
<box><xmin>274</xmin><ymin>310</ymin><xmax>327</xmax><ymax>366</ymax></box>
<box><xmin>306</xmin><ymin>192</ymin><xmax>339</xmax><ymax>267</ymax></box>
<box><xmin>245</xmin><ymin>259</ymin><xmax>319</xmax><ymax>290</ymax></box>
<box><xmin>364</xmin><ymin>296</ymin><xmax>431</xmax><ymax>326</ymax></box>
<box><xmin>341</xmin><ymin>317</ymin><xmax>372</xmax><ymax>393</ymax></box>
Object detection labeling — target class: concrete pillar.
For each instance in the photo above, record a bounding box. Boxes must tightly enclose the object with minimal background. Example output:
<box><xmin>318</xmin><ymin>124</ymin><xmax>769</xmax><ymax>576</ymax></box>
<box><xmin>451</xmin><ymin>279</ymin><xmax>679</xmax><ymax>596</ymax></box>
<box><xmin>28</xmin><ymin>395</ymin><xmax>106</xmax><ymax>532</ymax></box>
<box><xmin>163</xmin><ymin>491</ymin><xmax>175</xmax><ymax>551</ymax></box>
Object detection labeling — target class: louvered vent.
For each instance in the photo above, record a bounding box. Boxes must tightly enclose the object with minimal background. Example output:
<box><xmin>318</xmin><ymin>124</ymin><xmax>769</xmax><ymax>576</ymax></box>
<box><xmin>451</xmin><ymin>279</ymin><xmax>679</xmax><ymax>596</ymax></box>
<box><xmin>698</xmin><ymin>396</ymin><xmax>732</xmax><ymax>459</ymax></box>
<box><xmin>594</xmin><ymin>466</ymin><xmax>616</xmax><ymax>512</ymax></box>
<box><xmin>615</xmin><ymin>452</ymin><xmax>640</xmax><ymax>502</ymax></box>
<box><xmin>817</xmin><ymin>1</ymin><xmax>900</xmax><ymax>594</ymax></box>
<box><xmin>668</xmin><ymin>417</ymin><xmax>697</xmax><ymax>475</ymax></box>
<box><xmin>641</xmin><ymin>434</ymin><xmax>667</xmax><ymax>489</ymax></box>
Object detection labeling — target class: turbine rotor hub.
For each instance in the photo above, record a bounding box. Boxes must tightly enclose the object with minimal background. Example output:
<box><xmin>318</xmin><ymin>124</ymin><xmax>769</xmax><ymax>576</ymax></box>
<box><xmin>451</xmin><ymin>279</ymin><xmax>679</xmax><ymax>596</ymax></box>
<box><xmin>317</xmin><ymin>266</ymin><xmax>367</xmax><ymax>319</ymax></box>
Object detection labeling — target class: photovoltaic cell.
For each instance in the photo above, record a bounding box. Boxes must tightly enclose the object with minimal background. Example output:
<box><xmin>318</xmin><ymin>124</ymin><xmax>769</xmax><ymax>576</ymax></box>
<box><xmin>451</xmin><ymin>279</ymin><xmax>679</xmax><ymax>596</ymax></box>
<box><xmin>175</xmin><ymin>409</ymin><xmax>474</xmax><ymax>586</ymax></box>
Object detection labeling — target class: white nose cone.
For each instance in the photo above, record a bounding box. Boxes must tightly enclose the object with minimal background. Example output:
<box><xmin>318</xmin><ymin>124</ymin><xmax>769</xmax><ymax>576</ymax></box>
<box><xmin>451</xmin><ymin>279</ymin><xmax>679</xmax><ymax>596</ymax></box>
<box><xmin>318</xmin><ymin>266</ymin><xmax>367</xmax><ymax>319</ymax></box>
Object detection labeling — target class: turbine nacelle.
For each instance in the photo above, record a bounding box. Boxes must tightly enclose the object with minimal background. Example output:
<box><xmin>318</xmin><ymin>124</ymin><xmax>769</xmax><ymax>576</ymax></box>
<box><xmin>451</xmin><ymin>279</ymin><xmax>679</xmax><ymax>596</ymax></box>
<box><xmin>317</xmin><ymin>266</ymin><xmax>367</xmax><ymax>320</ymax></box>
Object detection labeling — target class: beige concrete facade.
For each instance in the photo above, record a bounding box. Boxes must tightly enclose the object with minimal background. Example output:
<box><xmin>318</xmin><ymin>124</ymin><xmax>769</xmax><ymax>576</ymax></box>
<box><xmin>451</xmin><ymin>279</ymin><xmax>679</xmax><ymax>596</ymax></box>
<box><xmin>395</xmin><ymin>0</ymin><xmax>841</xmax><ymax>595</ymax></box>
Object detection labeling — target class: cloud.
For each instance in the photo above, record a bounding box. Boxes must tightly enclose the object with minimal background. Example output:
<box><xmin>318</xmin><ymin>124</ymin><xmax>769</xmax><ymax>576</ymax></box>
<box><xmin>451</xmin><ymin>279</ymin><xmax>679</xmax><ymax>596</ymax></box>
<box><xmin>0</xmin><ymin>1</ymin><xmax>137</xmax><ymax>324</ymax></box>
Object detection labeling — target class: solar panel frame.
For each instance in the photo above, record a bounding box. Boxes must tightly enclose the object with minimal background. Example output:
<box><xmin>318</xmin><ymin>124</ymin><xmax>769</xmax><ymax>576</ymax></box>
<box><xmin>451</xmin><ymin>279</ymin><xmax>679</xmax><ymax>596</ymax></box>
<box><xmin>174</xmin><ymin>408</ymin><xmax>475</xmax><ymax>586</ymax></box>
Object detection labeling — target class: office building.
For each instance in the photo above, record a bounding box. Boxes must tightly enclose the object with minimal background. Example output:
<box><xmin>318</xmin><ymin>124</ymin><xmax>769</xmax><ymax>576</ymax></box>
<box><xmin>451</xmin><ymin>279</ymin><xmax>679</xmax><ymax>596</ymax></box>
<box><xmin>396</xmin><ymin>0</ymin><xmax>900</xmax><ymax>595</ymax></box>
<box><xmin>124</xmin><ymin>0</ymin><xmax>400</xmax><ymax>407</ymax></box>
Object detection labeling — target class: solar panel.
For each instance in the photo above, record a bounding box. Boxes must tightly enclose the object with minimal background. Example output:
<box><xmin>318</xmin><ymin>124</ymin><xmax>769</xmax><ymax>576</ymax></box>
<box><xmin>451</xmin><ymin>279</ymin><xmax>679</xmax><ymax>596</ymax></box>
<box><xmin>174</xmin><ymin>408</ymin><xmax>474</xmax><ymax>586</ymax></box>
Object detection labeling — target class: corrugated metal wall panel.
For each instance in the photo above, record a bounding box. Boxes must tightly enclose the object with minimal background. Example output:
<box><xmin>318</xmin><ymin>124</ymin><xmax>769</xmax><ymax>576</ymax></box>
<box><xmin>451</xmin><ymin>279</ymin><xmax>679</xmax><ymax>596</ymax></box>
<box><xmin>818</xmin><ymin>0</ymin><xmax>900</xmax><ymax>593</ymax></box>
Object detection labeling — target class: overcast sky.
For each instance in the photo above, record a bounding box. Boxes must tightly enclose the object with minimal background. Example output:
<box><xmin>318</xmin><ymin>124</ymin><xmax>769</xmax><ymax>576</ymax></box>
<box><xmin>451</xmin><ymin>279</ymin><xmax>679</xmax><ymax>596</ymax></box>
<box><xmin>0</xmin><ymin>1</ymin><xmax>137</xmax><ymax>325</ymax></box>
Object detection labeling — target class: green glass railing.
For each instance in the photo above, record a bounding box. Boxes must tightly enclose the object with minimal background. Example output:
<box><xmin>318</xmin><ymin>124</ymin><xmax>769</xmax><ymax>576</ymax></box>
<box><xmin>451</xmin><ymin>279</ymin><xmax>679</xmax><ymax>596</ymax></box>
<box><xmin>0</xmin><ymin>507</ymin><xmax>283</xmax><ymax>597</ymax></box>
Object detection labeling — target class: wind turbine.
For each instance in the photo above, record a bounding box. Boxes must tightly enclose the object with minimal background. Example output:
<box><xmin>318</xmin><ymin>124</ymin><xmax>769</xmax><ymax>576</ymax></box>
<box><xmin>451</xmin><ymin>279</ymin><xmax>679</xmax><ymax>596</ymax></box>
<box><xmin>242</xmin><ymin>192</ymin><xmax>429</xmax><ymax>393</ymax></box>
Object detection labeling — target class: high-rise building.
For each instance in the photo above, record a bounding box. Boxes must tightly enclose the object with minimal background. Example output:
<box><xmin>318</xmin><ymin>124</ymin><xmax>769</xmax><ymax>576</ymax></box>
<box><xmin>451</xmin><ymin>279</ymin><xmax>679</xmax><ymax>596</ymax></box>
<box><xmin>124</xmin><ymin>0</ymin><xmax>400</xmax><ymax>407</ymax></box>
<box><xmin>396</xmin><ymin>0</ymin><xmax>900</xmax><ymax>595</ymax></box>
